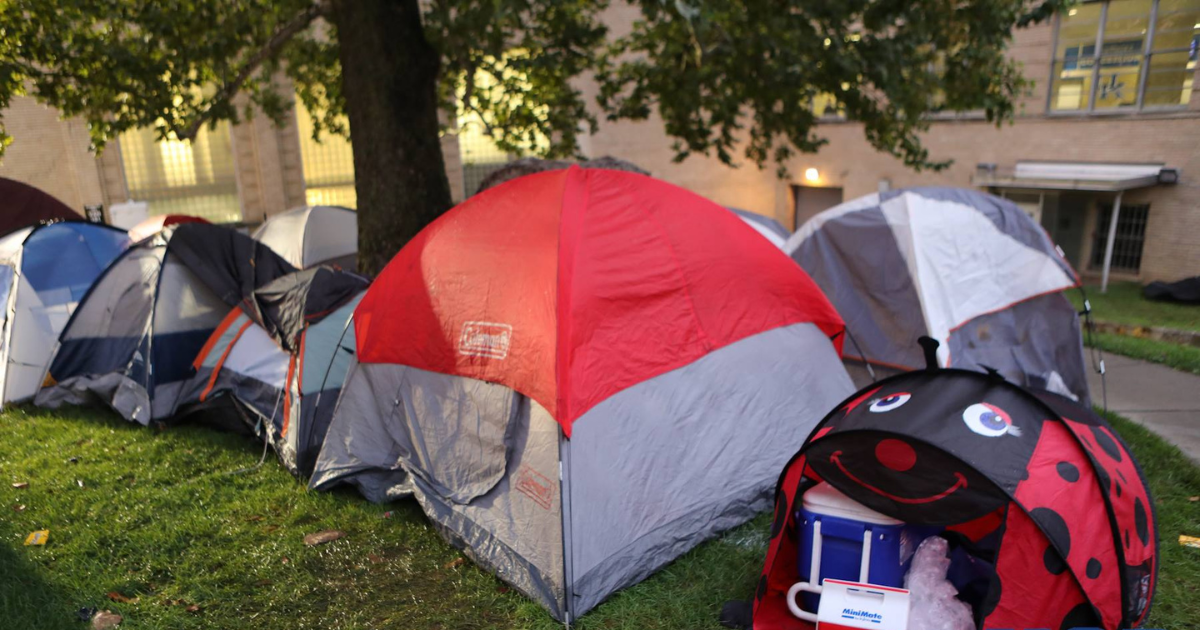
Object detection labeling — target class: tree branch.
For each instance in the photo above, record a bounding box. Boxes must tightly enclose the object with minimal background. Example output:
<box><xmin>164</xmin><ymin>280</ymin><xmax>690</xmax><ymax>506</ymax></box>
<box><xmin>172</xmin><ymin>0</ymin><xmax>331</xmax><ymax>141</ymax></box>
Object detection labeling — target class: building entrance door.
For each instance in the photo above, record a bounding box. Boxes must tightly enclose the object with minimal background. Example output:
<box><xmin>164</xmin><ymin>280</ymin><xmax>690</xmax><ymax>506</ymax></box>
<box><xmin>1051</xmin><ymin>193</ymin><xmax>1090</xmax><ymax>270</ymax></box>
<box><xmin>792</xmin><ymin>185</ymin><xmax>843</xmax><ymax>229</ymax></box>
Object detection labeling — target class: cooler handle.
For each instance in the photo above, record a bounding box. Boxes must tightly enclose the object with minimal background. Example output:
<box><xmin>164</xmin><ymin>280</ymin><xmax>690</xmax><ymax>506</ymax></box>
<box><xmin>786</xmin><ymin>524</ymin><xmax>874</xmax><ymax>622</ymax></box>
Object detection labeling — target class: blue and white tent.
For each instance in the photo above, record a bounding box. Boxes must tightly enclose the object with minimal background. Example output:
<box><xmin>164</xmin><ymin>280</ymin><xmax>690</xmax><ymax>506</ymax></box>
<box><xmin>37</xmin><ymin>223</ymin><xmax>294</xmax><ymax>424</ymax></box>
<box><xmin>0</xmin><ymin>222</ymin><xmax>128</xmax><ymax>406</ymax></box>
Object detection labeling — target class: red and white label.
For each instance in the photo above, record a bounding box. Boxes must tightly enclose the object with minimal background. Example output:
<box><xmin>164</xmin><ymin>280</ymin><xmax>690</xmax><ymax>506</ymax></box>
<box><xmin>458</xmin><ymin>322</ymin><xmax>513</xmax><ymax>359</ymax></box>
<box><xmin>515</xmin><ymin>465</ymin><xmax>554</xmax><ymax>510</ymax></box>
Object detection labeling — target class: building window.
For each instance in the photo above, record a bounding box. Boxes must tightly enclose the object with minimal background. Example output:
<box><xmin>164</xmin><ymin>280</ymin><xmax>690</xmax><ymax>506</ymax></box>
<box><xmin>1051</xmin><ymin>0</ymin><xmax>1199</xmax><ymax>112</ymax></box>
<box><xmin>1090</xmin><ymin>202</ymin><xmax>1150</xmax><ymax>272</ymax></box>
<box><xmin>810</xmin><ymin>92</ymin><xmax>847</xmax><ymax>120</ymax></box>
<box><xmin>297</xmin><ymin>103</ymin><xmax>357</xmax><ymax>208</ymax></box>
<box><xmin>119</xmin><ymin>122</ymin><xmax>241</xmax><ymax>222</ymax></box>
<box><xmin>457</xmin><ymin>115</ymin><xmax>511</xmax><ymax>198</ymax></box>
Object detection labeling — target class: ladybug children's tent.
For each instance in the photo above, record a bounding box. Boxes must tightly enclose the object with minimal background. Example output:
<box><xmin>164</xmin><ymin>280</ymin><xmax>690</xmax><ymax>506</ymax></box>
<box><xmin>182</xmin><ymin>267</ymin><xmax>367</xmax><ymax>477</ymax></box>
<box><xmin>0</xmin><ymin>177</ymin><xmax>78</xmax><ymax>237</ymax></box>
<box><xmin>751</xmin><ymin>360</ymin><xmax>1156</xmax><ymax>630</ymax></box>
<box><xmin>309</xmin><ymin>167</ymin><xmax>856</xmax><ymax>621</ymax></box>
<box><xmin>0</xmin><ymin>222</ymin><xmax>128</xmax><ymax>406</ymax></box>
<box><xmin>787</xmin><ymin>187</ymin><xmax>1089</xmax><ymax>403</ymax></box>
<box><xmin>253</xmin><ymin>206</ymin><xmax>357</xmax><ymax>269</ymax></box>
<box><xmin>36</xmin><ymin>223</ymin><xmax>294</xmax><ymax>424</ymax></box>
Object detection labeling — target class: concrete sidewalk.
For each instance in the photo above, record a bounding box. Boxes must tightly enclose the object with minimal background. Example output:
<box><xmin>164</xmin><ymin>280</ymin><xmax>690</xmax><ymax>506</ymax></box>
<box><xmin>1087</xmin><ymin>353</ymin><xmax>1200</xmax><ymax>463</ymax></box>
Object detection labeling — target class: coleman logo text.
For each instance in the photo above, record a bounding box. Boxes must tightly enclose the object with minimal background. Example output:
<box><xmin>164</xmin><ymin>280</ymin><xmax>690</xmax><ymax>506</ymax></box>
<box><xmin>459</xmin><ymin>322</ymin><xmax>513</xmax><ymax>359</ymax></box>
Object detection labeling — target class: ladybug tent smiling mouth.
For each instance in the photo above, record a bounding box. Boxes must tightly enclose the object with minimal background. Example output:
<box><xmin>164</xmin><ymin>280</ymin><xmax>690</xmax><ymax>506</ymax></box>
<box><xmin>751</xmin><ymin>366</ymin><xmax>1157</xmax><ymax>630</ymax></box>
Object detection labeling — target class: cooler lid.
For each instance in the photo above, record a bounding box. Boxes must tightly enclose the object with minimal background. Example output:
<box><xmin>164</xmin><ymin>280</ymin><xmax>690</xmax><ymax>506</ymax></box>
<box><xmin>802</xmin><ymin>482</ymin><xmax>904</xmax><ymax>526</ymax></box>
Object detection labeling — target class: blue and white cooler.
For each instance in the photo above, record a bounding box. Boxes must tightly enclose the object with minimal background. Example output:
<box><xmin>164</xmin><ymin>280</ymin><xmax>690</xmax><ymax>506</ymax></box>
<box><xmin>791</xmin><ymin>482</ymin><xmax>933</xmax><ymax>617</ymax></box>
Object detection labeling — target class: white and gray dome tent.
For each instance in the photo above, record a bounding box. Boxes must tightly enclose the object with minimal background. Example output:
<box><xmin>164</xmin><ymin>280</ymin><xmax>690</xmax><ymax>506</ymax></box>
<box><xmin>0</xmin><ymin>222</ymin><xmax>128</xmax><ymax>406</ymax></box>
<box><xmin>253</xmin><ymin>206</ymin><xmax>357</xmax><ymax>269</ymax></box>
<box><xmin>787</xmin><ymin>186</ymin><xmax>1090</xmax><ymax>403</ymax></box>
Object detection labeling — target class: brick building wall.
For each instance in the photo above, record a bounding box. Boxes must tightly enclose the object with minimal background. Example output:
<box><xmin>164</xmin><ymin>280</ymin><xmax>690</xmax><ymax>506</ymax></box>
<box><xmin>1</xmin><ymin>6</ymin><xmax>1196</xmax><ymax>281</ymax></box>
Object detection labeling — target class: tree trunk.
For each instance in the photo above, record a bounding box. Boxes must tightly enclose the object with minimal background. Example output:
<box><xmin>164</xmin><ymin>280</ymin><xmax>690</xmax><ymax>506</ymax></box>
<box><xmin>331</xmin><ymin>0</ymin><xmax>452</xmax><ymax>276</ymax></box>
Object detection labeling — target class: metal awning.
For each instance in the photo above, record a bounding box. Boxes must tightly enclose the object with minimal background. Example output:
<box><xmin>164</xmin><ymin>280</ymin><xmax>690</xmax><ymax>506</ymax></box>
<box><xmin>972</xmin><ymin>161</ymin><xmax>1180</xmax><ymax>192</ymax></box>
<box><xmin>972</xmin><ymin>161</ymin><xmax>1181</xmax><ymax>293</ymax></box>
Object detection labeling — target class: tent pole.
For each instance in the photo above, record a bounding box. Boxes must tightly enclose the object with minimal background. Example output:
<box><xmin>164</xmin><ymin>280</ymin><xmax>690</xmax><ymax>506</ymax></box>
<box><xmin>1100</xmin><ymin>190</ymin><xmax>1123</xmax><ymax>294</ymax></box>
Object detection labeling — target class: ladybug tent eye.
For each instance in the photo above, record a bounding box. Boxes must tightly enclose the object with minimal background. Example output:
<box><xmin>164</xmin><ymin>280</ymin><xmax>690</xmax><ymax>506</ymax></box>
<box><xmin>869</xmin><ymin>393</ymin><xmax>911</xmax><ymax>413</ymax></box>
<box><xmin>963</xmin><ymin>403</ymin><xmax>1017</xmax><ymax>437</ymax></box>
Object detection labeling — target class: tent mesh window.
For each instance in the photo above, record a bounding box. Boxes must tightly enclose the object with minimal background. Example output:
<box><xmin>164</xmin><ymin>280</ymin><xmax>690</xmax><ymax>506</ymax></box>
<box><xmin>1090</xmin><ymin>202</ymin><xmax>1150</xmax><ymax>272</ymax></box>
<box><xmin>297</xmin><ymin>103</ymin><xmax>358</xmax><ymax>208</ymax></box>
<box><xmin>119</xmin><ymin>123</ymin><xmax>241</xmax><ymax>223</ymax></box>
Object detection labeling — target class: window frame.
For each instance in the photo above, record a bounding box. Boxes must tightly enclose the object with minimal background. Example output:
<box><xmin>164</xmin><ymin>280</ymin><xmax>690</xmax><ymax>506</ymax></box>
<box><xmin>1047</xmin><ymin>0</ymin><xmax>1196</xmax><ymax>115</ymax></box>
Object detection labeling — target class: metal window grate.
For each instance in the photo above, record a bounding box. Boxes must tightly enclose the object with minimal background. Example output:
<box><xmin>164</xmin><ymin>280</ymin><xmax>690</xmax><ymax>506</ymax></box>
<box><xmin>119</xmin><ymin>122</ymin><xmax>241</xmax><ymax>222</ymax></box>
<box><xmin>457</xmin><ymin>119</ymin><xmax>511</xmax><ymax>198</ymax></box>
<box><xmin>297</xmin><ymin>103</ymin><xmax>357</xmax><ymax>208</ymax></box>
<box><xmin>1090</xmin><ymin>202</ymin><xmax>1150</xmax><ymax>272</ymax></box>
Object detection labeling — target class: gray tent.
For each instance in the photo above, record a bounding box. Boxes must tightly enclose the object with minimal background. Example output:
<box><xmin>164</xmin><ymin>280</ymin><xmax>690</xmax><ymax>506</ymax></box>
<box><xmin>729</xmin><ymin>207</ymin><xmax>790</xmax><ymax>248</ymax></box>
<box><xmin>309</xmin><ymin>166</ymin><xmax>855</xmax><ymax>621</ymax></box>
<box><xmin>787</xmin><ymin>186</ymin><xmax>1090</xmax><ymax>403</ymax></box>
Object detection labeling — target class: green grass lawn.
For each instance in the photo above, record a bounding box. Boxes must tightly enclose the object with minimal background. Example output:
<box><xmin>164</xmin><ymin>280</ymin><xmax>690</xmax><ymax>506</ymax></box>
<box><xmin>1068</xmin><ymin>282</ymin><xmax>1200</xmax><ymax>332</ymax></box>
<box><xmin>2</xmin><ymin>405</ymin><xmax>1197</xmax><ymax>629</ymax></box>
<box><xmin>1086</xmin><ymin>332</ymin><xmax>1200</xmax><ymax>375</ymax></box>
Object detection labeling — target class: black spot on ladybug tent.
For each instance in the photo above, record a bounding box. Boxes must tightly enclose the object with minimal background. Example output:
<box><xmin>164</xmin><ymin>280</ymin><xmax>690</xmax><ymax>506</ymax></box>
<box><xmin>1087</xmin><ymin>558</ymin><xmax>1102</xmax><ymax>579</ymax></box>
<box><xmin>1115</xmin><ymin>481</ymin><xmax>1123</xmax><ymax>498</ymax></box>
<box><xmin>756</xmin><ymin>575</ymin><xmax>767</xmax><ymax>601</ymax></box>
<box><xmin>1135</xmin><ymin>498</ymin><xmax>1149</xmax><ymax>545</ymax></box>
<box><xmin>1056</xmin><ymin>461</ymin><xmax>1080</xmax><ymax>483</ymax></box>
<box><xmin>1044</xmin><ymin>544</ymin><xmax>1068</xmax><ymax>575</ymax></box>
<box><xmin>1125</xmin><ymin>529</ymin><xmax>1131</xmax><ymax>549</ymax></box>
<box><xmin>1060</xmin><ymin>602</ymin><xmax>1102</xmax><ymax>630</ymax></box>
<box><xmin>1030</xmin><ymin>507</ymin><xmax>1071</xmax><ymax>559</ymax></box>
<box><xmin>1116</xmin><ymin>468</ymin><xmax>1128</xmax><ymax>484</ymax></box>
<box><xmin>1091</xmin><ymin>426</ymin><xmax>1122</xmax><ymax>462</ymax></box>
<box><xmin>770</xmin><ymin>494</ymin><xmax>788</xmax><ymax>538</ymax></box>
<box><xmin>1096</xmin><ymin>467</ymin><xmax>1112</xmax><ymax>494</ymax></box>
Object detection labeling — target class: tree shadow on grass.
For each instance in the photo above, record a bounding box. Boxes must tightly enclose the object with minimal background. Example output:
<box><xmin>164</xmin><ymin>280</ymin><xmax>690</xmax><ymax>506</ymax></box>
<box><xmin>0</xmin><ymin>541</ymin><xmax>90</xmax><ymax>630</ymax></box>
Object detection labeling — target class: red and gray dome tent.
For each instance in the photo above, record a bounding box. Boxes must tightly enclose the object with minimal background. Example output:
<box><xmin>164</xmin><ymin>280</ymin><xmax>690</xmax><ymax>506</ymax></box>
<box><xmin>310</xmin><ymin>167</ymin><xmax>856</xmax><ymax>621</ymax></box>
<box><xmin>787</xmin><ymin>187</ymin><xmax>1090</xmax><ymax>403</ymax></box>
<box><xmin>180</xmin><ymin>266</ymin><xmax>368</xmax><ymax>477</ymax></box>
<box><xmin>751</xmin><ymin>345</ymin><xmax>1156</xmax><ymax>630</ymax></box>
<box><xmin>37</xmin><ymin>223</ymin><xmax>295</xmax><ymax>424</ymax></box>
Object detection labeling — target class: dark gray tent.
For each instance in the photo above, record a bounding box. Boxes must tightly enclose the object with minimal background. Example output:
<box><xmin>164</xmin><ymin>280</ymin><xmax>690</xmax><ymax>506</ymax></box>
<box><xmin>787</xmin><ymin>187</ymin><xmax>1090</xmax><ymax>403</ymax></box>
<box><xmin>0</xmin><ymin>177</ymin><xmax>77</xmax><ymax>237</ymax></box>
<box><xmin>180</xmin><ymin>267</ymin><xmax>368</xmax><ymax>477</ymax></box>
<box><xmin>37</xmin><ymin>223</ymin><xmax>295</xmax><ymax>424</ymax></box>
